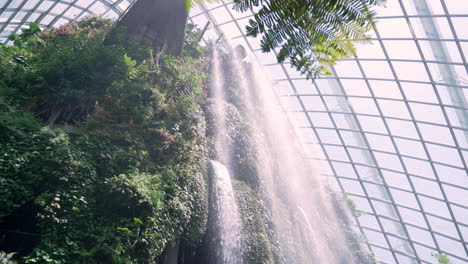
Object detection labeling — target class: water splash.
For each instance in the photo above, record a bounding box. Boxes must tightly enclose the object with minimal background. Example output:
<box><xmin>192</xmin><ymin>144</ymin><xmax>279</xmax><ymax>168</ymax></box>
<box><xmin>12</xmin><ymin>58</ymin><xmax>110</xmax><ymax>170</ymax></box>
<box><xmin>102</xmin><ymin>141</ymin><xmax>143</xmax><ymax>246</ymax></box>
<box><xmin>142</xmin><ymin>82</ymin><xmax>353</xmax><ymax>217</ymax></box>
<box><xmin>209</xmin><ymin>160</ymin><xmax>243</xmax><ymax>264</ymax></box>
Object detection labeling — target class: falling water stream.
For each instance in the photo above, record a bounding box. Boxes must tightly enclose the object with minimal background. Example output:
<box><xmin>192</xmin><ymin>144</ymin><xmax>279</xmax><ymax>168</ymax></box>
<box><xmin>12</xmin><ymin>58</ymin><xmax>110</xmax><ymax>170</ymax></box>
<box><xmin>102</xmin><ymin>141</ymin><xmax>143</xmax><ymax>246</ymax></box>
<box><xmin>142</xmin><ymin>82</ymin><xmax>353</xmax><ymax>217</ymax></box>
<box><xmin>208</xmin><ymin>44</ymin><xmax>365</xmax><ymax>263</ymax></box>
<box><xmin>208</xmin><ymin>47</ymin><xmax>243</xmax><ymax>264</ymax></box>
<box><xmin>209</xmin><ymin>160</ymin><xmax>243</xmax><ymax>264</ymax></box>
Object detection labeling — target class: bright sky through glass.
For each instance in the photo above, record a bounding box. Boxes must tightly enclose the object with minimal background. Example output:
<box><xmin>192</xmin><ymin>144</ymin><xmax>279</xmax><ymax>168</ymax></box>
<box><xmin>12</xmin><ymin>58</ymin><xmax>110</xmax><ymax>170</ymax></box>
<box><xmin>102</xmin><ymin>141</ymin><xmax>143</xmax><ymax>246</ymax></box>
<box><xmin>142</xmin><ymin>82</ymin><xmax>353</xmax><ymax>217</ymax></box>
<box><xmin>0</xmin><ymin>0</ymin><xmax>467</xmax><ymax>263</ymax></box>
<box><xmin>187</xmin><ymin>1</ymin><xmax>468</xmax><ymax>263</ymax></box>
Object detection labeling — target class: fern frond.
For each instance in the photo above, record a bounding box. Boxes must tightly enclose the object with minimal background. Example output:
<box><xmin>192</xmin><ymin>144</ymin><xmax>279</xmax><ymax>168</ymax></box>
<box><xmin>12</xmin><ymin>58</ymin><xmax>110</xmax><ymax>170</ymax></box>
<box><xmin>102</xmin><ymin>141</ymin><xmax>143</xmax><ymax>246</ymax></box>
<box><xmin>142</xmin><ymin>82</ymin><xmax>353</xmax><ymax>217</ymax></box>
<box><xmin>233</xmin><ymin>0</ymin><xmax>382</xmax><ymax>78</ymax></box>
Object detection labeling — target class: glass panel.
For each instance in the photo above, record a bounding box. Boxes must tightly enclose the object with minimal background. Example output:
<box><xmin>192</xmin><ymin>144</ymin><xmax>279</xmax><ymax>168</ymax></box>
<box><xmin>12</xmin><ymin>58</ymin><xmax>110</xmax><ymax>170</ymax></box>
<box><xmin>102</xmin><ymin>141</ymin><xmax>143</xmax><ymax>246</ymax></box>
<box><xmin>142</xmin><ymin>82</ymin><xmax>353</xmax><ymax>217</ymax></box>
<box><xmin>364</xmin><ymin>229</ymin><xmax>389</xmax><ymax>248</ymax></box>
<box><xmin>358</xmin><ymin>115</ymin><xmax>387</xmax><ymax>134</ymax></box>
<box><xmin>332</xmin><ymin>162</ymin><xmax>357</xmax><ymax>178</ymax></box>
<box><xmin>306</xmin><ymin>112</ymin><xmax>331</xmax><ymax>127</ymax></box>
<box><xmin>341</xmin><ymin>79</ymin><xmax>371</xmax><ymax>96</ymax></box>
<box><xmin>377</xmin><ymin>99</ymin><xmax>411</xmax><ymax>119</ymax></box>
<box><xmin>395</xmin><ymin>138</ymin><xmax>427</xmax><ymax>159</ymax></box>
<box><xmin>419</xmin><ymin>196</ymin><xmax>451</xmax><ymax>218</ymax></box>
<box><xmin>407</xmin><ymin>225</ymin><xmax>436</xmax><ymax>247</ymax></box>
<box><xmin>376</xmin><ymin>18</ymin><xmax>412</xmax><ymax>38</ymax></box>
<box><xmin>332</xmin><ymin>113</ymin><xmax>354</xmax><ymax>129</ymax></box>
<box><xmin>413</xmin><ymin>244</ymin><xmax>437</xmax><ymax>264</ymax></box>
<box><xmin>392</xmin><ymin>61</ymin><xmax>430</xmax><ymax>82</ymax></box>
<box><xmin>359</xmin><ymin>214</ymin><xmax>380</xmax><ymax>229</ymax></box>
<box><xmin>443</xmin><ymin>184</ymin><xmax>468</xmax><ymax>207</ymax></box>
<box><xmin>398</xmin><ymin>206</ymin><xmax>427</xmax><ymax>228</ymax></box>
<box><xmin>391</xmin><ymin>189</ymin><xmax>419</xmax><ymax>209</ymax></box>
<box><xmin>374</xmin><ymin>152</ymin><xmax>404</xmax><ymax>172</ymax></box>
<box><xmin>426</xmin><ymin>143</ymin><xmax>463</xmax><ymax>167</ymax></box>
<box><xmin>419</xmin><ymin>123</ymin><xmax>455</xmax><ymax>145</ymax></box>
<box><xmin>349</xmin><ymin>98</ymin><xmax>379</xmax><ymax>115</ymax></box>
<box><xmin>427</xmin><ymin>215</ymin><xmax>460</xmax><ymax>240</ymax></box>
<box><xmin>341</xmin><ymin>178</ymin><xmax>365</xmax><ymax>196</ymax></box>
<box><xmin>410</xmin><ymin>17</ymin><xmax>454</xmax><ymax>40</ymax></box>
<box><xmin>383</xmin><ymin>170</ymin><xmax>412</xmax><ymax>191</ymax></box>
<box><xmin>334</xmin><ymin>60</ymin><xmax>362</xmax><ymax>78</ymax></box>
<box><xmin>340</xmin><ymin>130</ymin><xmax>365</xmax><ymax>148</ymax></box>
<box><xmin>324</xmin><ymin>145</ymin><xmax>349</xmax><ymax>162</ymax></box>
<box><xmin>409</xmin><ymin>102</ymin><xmax>446</xmax><ymax>124</ymax></box>
<box><xmin>366</xmin><ymin>133</ymin><xmax>396</xmax><ymax>153</ymax></box>
<box><xmin>419</xmin><ymin>40</ymin><xmax>463</xmax><ymax>63</ymax></box>
<box><xmin>356</xmin><ymin>41</ymin><xmax>386</xmax><ymax>59</ymax></box>
<box><xmin>316</xmin><ymin>128</ymin><xmax>342</xmax><ymax>144</ymax></box>
<box><xmin>384</xmin><ymin>40</ymin><xmax>421</xmax><ymax>60</ymax></box>
<box><xmin>401</xmin><ymin>82</ymin><xmax>438</xmax><ymax>103</ymax></box>
<box><xmin>301</xmin><ymin>96</ymin><xmax>325</xmax><ymax>111</ymax></box>
<box><xmin>436</xmin><ymin>234</ymin><xmax>466</xmax><ymax>260</ymax></box>
<box><xmin>411</xmin><ymin>176</ymin><xmax>443</xmax><ymax>199</ymax></box>
<box><xmin>349</xmin><ymin>148</ymin><xmax>373</xmax><ymax>165</ymax></box>
<box><xmin>294</xmin><ymin>79</ymin><xmax>318</xmax><ymax>94</ymax></box>
<box><xmin>386</xmin><ymin>119</ymin><xmax>419</xmax><ymax>139</ymax></box>
<box><xmin>451</xmin><ymin>17</ymin><xmax>468</xmax><ymax>40</ymax></box>
<box><xmin>360</xmin><ymin>61</ymin><xmax>394</xmax><ymax>79</ymax></box>
<box><xmin>364</xmin><ymin>182</ymin><xmax>389</xmax><ymax>201</ymax></box>
<box><xmin>370</xmin><ymin>80</ymin><xmax>403</xmax><ymax>99</ymax></box>
<box><xmin>370</xmin><ymin>246</ymin><xmax>395</xmax><ymax>263</ymax></box>
<box><xmin>352</xmin><ymin>195</ymin><xmax>374</xmax><ymax>213</ymax></box>
<box><xmin>402</xmin><ymin>157</ymin><xmax>436</xmax><ymax>180</ymax></box>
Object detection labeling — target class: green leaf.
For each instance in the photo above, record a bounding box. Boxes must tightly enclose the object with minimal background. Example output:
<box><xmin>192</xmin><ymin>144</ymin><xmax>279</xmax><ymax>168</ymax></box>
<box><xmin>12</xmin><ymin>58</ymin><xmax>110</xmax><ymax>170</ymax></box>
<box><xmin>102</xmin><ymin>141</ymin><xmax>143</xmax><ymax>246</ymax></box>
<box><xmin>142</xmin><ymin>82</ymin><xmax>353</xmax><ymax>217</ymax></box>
<box><xmin>133</xmin><ymin>218</ymin><xmax>143</xmax><ymax>225</ymax></box>
<box><xmin>117</xmin><ymin>227</ymin><xmax>130</xmax><ymax>232</ymax></box>
<box><xmin>29</xmin><ymin>22</ymin><xmax>40</xmax><ymax>33</ymax></box>
<box><xmin>435</xmin><ymin>253</ymin><xmax>451</xmax><ymax>264</ymax></box>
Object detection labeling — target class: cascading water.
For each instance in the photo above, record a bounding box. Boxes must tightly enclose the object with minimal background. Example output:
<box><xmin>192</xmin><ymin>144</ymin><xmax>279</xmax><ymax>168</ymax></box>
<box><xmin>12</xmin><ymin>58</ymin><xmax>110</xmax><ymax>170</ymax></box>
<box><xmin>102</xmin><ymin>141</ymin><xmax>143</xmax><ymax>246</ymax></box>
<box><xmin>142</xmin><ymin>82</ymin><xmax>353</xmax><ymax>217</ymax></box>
<box><xmin>207</xmin><ymin>47</ymin><xmax>243</xmax><ymax>264</ymax></box>
<box><xmin>209</xmin><ymin>160</ymin><xmax>243</xmax><ymax>264</ymax></box>
<box><xmin>207</xmin><ymin>43</ymin><xmax>370</xmax><ymax>264</ymax></box>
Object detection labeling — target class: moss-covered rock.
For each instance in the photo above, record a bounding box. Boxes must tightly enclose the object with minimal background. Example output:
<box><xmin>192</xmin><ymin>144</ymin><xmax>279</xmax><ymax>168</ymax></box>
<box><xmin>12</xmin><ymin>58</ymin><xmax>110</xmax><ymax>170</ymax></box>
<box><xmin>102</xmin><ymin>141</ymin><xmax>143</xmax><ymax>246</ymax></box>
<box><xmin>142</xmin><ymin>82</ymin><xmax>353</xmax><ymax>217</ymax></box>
<box><xmin>233</xmin><ymin>181</ymin><xmax>274</xmax><ymax>264</ymax></box>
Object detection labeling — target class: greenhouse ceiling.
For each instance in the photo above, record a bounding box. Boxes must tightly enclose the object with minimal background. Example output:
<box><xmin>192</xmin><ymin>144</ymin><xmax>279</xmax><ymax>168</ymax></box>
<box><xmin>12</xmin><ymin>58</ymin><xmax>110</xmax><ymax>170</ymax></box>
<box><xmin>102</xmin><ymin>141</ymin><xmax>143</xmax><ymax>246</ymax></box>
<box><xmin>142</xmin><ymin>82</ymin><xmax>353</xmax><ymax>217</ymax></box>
<box><xmin>1</xmin><ymin>0</ymin><xmax>467</xmax><ymax>263</ymax></box>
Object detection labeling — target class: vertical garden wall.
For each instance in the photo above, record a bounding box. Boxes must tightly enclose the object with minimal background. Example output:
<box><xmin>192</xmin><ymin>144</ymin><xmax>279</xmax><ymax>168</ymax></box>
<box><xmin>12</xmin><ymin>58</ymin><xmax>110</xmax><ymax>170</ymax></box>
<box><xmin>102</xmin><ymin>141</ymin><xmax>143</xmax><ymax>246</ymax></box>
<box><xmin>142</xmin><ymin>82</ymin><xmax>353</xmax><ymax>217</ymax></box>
<box><xmin>0</xmin><ymin>16</ymin><xmax>210</xmax><ymax>263</ymax></box>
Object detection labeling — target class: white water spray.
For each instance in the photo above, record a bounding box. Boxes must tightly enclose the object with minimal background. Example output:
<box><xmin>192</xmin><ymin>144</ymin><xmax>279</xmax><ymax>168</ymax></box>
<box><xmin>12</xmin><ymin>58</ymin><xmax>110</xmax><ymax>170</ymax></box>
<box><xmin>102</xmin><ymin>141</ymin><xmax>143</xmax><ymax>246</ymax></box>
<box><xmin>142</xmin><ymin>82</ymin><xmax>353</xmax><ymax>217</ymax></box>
<box><xmin>208</xmin><ymin>47</ymin><xmax>243</xmax><ymax>264</ymax></box>
<box><xmin>209</xmin><ymin>160</ymin><xmax>243</xmax><ymax>264</ymax></box>
<box><xmin>219</xmin><ymin>44</ymin><xmax>363</xmax><ymax>263</ymax></box>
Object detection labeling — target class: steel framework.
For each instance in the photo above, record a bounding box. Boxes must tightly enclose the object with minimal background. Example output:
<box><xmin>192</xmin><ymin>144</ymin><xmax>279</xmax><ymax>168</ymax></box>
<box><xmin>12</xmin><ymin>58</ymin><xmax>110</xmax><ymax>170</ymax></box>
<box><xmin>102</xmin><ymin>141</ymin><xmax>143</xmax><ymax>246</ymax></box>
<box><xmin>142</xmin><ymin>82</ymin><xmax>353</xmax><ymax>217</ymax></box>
<box><xmin>1</xmin><ymin>0</ymin><xmax>467</xmax><ymax>263</ymax></box>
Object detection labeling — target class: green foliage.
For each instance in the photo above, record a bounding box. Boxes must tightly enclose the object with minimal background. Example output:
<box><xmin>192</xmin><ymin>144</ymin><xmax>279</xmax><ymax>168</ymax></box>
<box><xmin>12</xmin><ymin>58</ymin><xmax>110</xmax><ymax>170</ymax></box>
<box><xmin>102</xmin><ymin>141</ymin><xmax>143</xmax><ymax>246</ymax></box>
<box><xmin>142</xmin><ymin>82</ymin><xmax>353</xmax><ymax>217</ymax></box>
<box><xmin>0</xmin><ymin>251</ymin><xmax>16</xmax><ymax>264</ymax></box>
<box><xmin>434</xmin><ymin>253</ymin><xmax>451</xmax><ymax>264</ymax></box>
<box><xmin>0</xmin><ymin>99</ymin><xmax>41</xmax><ymax>137</ymax></box>
<box><xmin>0</xmin><ymin>15</ymin><xmax>124</xmax><ymax>124</ymax></box>
<box><xmin>233</xmin><ymin>181</ymin><xmax>274</xmax><ymax>264</ymax></box>
<box><xmin>342</xmin><ymin>194</ymin><xmax>366</xmax><ymax>217</ymax></box>
<box><xmin>7</xmin><ymin>22</ymin><xmax>41</xmax><ymax>45</ymax></box>
<box><xmin>183</xmin><ymin>0</ymin><xmax>219</xmax><ymax>10</ymax></box>
<box><xmin>183</xmin><ymin>24</ymin><xmax>206</xmax><ymax>58</ymax></box>
<box><xmin>1</xmin><ymin>15</ymin><xmax>209</xmax><ymax>263</ymax></box>
<box><xmin>232</xmin><ymin>0</ymin><xmax>383</xmax><ymax>78</ymax></box>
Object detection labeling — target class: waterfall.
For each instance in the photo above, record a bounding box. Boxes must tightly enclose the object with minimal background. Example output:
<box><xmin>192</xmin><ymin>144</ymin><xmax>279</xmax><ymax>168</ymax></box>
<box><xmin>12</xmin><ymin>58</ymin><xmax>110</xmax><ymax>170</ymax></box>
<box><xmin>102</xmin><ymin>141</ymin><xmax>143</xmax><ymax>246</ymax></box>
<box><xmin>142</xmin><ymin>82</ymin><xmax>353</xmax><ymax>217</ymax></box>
<box><xmin>246</xmin><ymin>55</ymin><xmax>362</xmax><ymax>264</ymax></box>
<box><xmin>207</xmin><ymin>47</ymin><xmax>243</xmax><ymax>264</ymax></box>
<box><xmin>209</xmin><ymin>160</ymin><xmax>243</xmax><ymax>264</ymax></box>
<box><xmin>207</xmin><ymin>44</ymin><xmax>366</xmax><ymax>263</ymax></box>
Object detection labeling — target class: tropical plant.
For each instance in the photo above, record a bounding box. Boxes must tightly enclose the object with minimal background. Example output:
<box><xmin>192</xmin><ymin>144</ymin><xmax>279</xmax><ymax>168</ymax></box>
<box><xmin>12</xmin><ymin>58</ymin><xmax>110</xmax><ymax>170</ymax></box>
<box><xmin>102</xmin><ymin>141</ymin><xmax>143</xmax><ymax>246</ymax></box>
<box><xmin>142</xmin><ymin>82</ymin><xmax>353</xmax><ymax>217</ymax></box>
<box><xmin>434</xmin><ymin>253</ymin><xmax>451</xmax><ymax>264</ymax></box>
<box><xmin>232</xmin><ymin>0</ymin><xmax>383</xmax><ymax>78</ymax></box>
<box><xmin>1</xmin><ymin>16</ymin><xmax>209</xmax><ymax>263</ymax></box>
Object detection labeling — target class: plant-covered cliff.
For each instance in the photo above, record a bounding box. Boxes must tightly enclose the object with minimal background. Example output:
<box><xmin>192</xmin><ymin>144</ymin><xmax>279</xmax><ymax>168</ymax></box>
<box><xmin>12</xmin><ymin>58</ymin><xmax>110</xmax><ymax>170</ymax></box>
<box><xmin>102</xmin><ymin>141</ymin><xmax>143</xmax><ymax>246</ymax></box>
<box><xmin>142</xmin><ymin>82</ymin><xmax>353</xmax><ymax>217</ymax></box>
<box><xmin>0</xmin><ymin>16</ymin><xmax>209</xmax><ymax>263</ymax></box>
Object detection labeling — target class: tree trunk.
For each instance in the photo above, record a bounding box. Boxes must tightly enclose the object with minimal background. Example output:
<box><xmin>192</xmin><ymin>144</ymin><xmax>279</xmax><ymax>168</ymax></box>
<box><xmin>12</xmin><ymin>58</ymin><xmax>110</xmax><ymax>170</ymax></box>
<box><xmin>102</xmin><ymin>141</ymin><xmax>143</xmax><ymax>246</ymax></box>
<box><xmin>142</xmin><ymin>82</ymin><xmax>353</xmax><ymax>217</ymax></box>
<box><xmin>116</xmin><ymin>0</ymin><xmax>188</xmax><ymax>55</ymax></box>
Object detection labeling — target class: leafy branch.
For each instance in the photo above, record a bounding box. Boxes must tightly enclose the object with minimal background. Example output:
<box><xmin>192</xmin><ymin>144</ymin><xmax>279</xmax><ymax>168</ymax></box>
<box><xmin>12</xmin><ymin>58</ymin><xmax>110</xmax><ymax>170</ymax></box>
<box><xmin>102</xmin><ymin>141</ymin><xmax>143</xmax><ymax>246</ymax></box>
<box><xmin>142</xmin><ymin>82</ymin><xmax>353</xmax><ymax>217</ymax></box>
<box><xmin>233</xmin><ymin>0</ymin><xmax>384</xmax><ymax>78</ymax></box>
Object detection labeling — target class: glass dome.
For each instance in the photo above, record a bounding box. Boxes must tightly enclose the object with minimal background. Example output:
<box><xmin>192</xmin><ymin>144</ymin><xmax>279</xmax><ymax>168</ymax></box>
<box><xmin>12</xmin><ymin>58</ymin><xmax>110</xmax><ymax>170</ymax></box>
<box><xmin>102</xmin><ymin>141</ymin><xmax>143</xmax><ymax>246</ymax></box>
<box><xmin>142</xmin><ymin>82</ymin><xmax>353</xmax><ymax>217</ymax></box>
<box><xmin>1</xmin><ymin>0</ymin><xmax>467</xmax><ymax>263</ymax></box>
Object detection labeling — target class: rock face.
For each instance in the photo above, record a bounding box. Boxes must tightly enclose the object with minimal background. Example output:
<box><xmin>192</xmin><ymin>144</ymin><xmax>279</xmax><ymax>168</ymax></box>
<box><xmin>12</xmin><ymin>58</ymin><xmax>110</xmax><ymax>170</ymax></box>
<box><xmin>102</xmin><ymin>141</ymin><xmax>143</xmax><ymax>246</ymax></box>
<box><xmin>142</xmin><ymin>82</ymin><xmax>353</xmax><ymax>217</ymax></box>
<box><xmin>116</xmin><ymin>0</ymin><xmax>188</xmax><ymax>55</ymax></box>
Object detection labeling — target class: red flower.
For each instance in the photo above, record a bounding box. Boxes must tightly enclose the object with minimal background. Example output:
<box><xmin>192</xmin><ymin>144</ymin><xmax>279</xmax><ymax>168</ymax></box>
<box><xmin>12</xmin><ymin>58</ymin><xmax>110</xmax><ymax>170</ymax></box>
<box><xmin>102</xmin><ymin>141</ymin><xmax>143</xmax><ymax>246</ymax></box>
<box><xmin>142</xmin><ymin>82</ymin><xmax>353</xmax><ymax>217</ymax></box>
<box><xmin>56</xmin><ymin>26</ymin><xmax>69</xmax><ymax>36</ymax></box>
